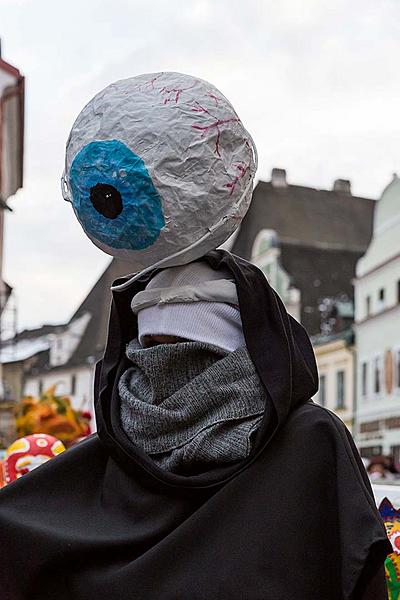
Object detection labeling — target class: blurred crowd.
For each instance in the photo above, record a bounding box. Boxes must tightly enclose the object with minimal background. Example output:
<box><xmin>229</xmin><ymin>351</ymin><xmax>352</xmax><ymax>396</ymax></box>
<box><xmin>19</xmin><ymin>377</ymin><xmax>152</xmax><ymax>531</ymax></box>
<box><xmin>365</xmin><ymin>455</ymin><xmax>400</xmax><ymax>481</ymax></box>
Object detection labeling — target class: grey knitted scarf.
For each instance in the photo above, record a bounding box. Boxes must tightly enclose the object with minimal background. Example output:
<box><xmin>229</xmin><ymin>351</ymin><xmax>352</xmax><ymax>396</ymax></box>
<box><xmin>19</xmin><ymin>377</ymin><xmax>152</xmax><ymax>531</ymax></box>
<box><xmin>118</xmin><ymin>340</ymin><xmax>267</xmax><ymax>475</ymax></box>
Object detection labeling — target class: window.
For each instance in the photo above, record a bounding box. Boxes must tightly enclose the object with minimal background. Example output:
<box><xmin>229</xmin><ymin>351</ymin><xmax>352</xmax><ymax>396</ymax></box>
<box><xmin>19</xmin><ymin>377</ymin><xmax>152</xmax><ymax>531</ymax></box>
<box><xmin>398</xmin><ymin>280</ymin><xmax>400</xmax><ymax>304</ymax></box>
<box><xmin>71</xmin><ymin>374</ymin><xmax>76</xmax><ymax>395</ymax></box>
<box><xmin>373</xmin><ymin>356</ymin><xmax>382</xmax><ymax>394</ymax></box>
<box><xmin>395</xmin><ymin>349</ymin><xmax>400</xmax><ymax>390</ymax></box>
<box><xmin>361</xmin><ymin>362</ymin><xmax>368</xmax><ymax>397</ymax></box>
<box><xmin>391</xmin><ymin>445</ymin><xmax>400</xmax><ymax>471</ymax></box>
<box><xmin>38</xmin><ymin>379</ymin><xmax>43</xmax><ymax>395</ymax></box>
<box><xmin>336</xmin><ymin>370</ymin><xmax>346</xmax><ymax>409</ymax></box>
<box><xmin>359</xmin><ymin>446</ymin><xmax>383</xmax><ymax>459</ymax></box>
<box><xmin>360</xmin><ymin>421</ymin><xmax>380</xmax><ymax>433</ymax></box>
<box><xmin>365</xmin><ymin>295</ymin><xmax>371</xmax><ymax>317</ymax></box>
<box><xmin>319</xmin><ymin>374</ymin><xmax>326</xmax><ymax>407</ymax></box>
<box><xmin>377</xmin><ymin>288</ymin><xmax>386</xmax><ymax>311</ymax></box>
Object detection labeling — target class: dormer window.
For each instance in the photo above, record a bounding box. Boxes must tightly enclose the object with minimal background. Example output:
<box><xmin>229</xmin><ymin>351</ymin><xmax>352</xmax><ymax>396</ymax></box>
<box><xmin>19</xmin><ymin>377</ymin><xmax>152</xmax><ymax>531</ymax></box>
<box><xmin>377</xmin><ymin>288</ymin><xmax>386</xmax><ymax>311</ymax></box>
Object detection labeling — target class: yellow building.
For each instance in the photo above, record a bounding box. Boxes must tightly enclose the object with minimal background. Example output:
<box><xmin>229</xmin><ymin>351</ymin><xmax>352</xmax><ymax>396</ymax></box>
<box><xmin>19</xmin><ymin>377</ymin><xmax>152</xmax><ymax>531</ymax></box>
<box><xmin>312</xmin><ymin>330</ymin><xmax>355</xmax><ymax>432</ymax></box>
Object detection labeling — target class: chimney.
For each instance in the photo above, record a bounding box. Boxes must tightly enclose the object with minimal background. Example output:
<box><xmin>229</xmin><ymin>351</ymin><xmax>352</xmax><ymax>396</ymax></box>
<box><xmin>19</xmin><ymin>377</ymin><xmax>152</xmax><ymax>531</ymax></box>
<box><xmin>271</xmin><ymin>168</ymin><xmax>287</xmax><ymax>188</ymax></box>
<box><xmin>333</xmin><ymin>179</ymin><xmax>351</xmax><ymax>195</ymax></box>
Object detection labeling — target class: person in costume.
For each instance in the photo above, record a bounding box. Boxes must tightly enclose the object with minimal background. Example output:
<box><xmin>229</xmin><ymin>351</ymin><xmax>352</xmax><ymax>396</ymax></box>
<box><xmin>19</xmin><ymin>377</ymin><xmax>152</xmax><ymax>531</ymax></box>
<box><xmin>0</xmin><ymin>72</ymin><xmax>390</xmax><ymax>599</ymax></box>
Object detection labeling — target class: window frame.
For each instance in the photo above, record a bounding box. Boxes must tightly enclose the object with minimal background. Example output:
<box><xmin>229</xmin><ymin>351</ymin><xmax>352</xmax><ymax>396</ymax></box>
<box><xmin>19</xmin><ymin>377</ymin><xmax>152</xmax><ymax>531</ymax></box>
<box><xmin>365</xmin><ymin>295</ymin><xmax>371</xmax><ymax>318</ymax></box>
<box><xmin>377</xmin><ymin>287</ymin><xmax>386</xmax><ymax>312</ymax></box>
<box><xmin>394</xmin><ymin>347</ymin><xmax>400</xmax><ymax>393</ymax></box>
<box><xmin>372</xmin><ymin>354</ymin><xmax>383</xmax><ymax>396</ymax></box>
<box><xmin>71</xmin><ymin>373</ymin><xmax>77</xmax><ymax>396</ymax></box>
<box><xmin>361</xmin><ymin>361</ymin><xmax>368</xmax><ymax>398</ymax></box>
<box><xmin>319</xmin><ymin>373</ymin><xmax>327</xmax><ymax>408</ymax></box>
<box><xmin>335</xmin><ymin>369</ymin><xmax>346</xmax><ymax>410</ymax></box>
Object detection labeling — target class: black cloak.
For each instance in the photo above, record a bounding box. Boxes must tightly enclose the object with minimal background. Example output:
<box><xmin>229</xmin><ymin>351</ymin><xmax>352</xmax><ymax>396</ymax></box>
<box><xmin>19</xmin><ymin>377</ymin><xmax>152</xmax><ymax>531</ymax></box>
<box><xmin>0</xmin><ymin>251</ymin><xmax>391</xmax><ymax>599</ymax></box>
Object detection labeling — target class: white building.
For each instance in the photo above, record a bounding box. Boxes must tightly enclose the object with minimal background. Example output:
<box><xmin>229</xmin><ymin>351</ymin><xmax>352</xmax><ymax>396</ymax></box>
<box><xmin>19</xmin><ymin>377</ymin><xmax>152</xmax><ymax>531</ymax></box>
<box><xmin>354</xmin><ymin>174</ymin><xmax>400</xmax><ymax>463</ymax></box>
<box><xmin>1</xmin><ymin>258</ymin><xmax>133</xmax><ymax>429</ymax></box>
<box><xmin>231</xmin><ymin>168</ymin><xmax>374</xmax><ymax>336</ymax></box>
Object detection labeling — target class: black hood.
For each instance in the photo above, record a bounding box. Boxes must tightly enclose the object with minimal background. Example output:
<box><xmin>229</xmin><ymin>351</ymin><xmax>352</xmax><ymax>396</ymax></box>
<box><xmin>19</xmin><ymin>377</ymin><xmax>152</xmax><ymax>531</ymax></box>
<box><xmin>0</xmin><ymin>251</ymin><xmax>390</xmax><ymax>600</ymax></box>
<box><xmin>95</xmin><ymin>250</ymin><xmax>318</xmax><ymax>489</ymax></box>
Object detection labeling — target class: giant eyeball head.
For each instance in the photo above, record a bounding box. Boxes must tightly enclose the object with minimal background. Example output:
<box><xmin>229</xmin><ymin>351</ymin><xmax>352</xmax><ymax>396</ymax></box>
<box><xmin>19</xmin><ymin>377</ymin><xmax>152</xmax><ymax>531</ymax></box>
<box><xmin>62</xmin><ymin>72</ymin><xmax>257</xmax><ymax>275</ymax></box>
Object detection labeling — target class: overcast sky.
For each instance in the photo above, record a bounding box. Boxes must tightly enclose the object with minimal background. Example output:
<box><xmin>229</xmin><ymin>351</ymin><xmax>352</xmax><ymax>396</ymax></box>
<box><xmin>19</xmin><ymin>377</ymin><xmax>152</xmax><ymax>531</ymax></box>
<box><xmin>1</xmin><ymin>0</ymin><xmax>400</xmax><ymax>331</ymax></box>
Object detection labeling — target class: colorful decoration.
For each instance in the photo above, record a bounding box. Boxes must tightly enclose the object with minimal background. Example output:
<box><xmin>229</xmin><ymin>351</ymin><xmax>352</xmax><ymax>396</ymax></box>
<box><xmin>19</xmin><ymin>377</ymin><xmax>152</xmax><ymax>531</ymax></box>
<box><xmin>1</xmin><ymin>433</ymin><xmax>65</xmax><ymax>486</ymax></box>
<box><xmin>61</xmin><ymin>72</ymin><xmax>257</xmax><ymax>275</ymax></box>
<box><xmin>15</xmin><ymin>385</ymin><xmax>91</xmax><ymax>447</ymax></box>
<box><xmin>379</xmin><ymin>498</ymin><xmax>400</xmax><ymax>599</ymax></box>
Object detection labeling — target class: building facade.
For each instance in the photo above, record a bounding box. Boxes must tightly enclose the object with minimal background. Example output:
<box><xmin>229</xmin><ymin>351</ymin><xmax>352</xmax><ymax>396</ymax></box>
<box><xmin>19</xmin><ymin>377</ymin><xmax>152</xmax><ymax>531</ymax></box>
<box><xmin>231</xmin><ymin>168</ymin><xmax>376</xmax><ymax>425</ymax></box>
<box><xmin>312</xmin><ymin>330</ymin><xmax>355</xmax><ymax>432</ymax></box>
<box><xmin>0</xmin><ymin>45</ymin><xmax>24</xmax><ymax>302</ymax></box>
<box><xmin>1</xmin><ymin>258</ymin><xmax>134</xmax><ymax>434</ymax></box>
<box><xmin>1</xmin><ymin>168</ymin><xmax>382</xmax><ymax>441</ymax></box>
<box><xmin>0</xmin><ymin>45</ymin><xmax>24</xmax><ymax>446</ymax></box>
<box><xmin>354</xmin><ymin>174</ymin><xmax>400</xmax><ymax>463</ymax></box>
<box><xmin>231</xmin><ymin>168</ymin><xmax>374</xmax><ymax>336</ymax></box>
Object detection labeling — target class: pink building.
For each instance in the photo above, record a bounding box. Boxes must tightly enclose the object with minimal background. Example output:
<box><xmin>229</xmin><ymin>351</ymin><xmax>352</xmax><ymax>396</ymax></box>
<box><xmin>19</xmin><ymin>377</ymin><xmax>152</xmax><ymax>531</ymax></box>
<box><xmin>0</xmin><ymin>44</ymin><xmax>24</xmax><ymax>445</ymax></box>
<box><xmin>0</xmin><ymin>44</ymin><xmax>24</xmax><ymax>304</ymax></box>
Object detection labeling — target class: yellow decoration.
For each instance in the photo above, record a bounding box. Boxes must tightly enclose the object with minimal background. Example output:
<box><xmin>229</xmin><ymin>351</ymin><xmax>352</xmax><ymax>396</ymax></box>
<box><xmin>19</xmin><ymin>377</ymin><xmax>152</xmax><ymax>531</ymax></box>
<box><xmin>15</xmin><ymin>385</ymin><xmax>91</xmax><ymax>447</ymax></box>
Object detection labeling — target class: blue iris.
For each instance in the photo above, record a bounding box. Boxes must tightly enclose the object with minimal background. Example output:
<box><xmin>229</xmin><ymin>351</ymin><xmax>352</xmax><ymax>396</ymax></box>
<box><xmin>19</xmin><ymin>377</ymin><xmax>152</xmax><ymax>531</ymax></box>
<box><xmin>69</xmin><ymin>140</ymin><xmax>165</xmax><ymax>250</ymax></box>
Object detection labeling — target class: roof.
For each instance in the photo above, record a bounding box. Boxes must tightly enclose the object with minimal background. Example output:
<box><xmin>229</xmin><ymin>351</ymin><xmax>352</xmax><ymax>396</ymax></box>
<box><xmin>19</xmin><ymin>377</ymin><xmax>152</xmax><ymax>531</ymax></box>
<box><xmin>0</xmin><ymin>323</ymin><xmax>65</xmax><ymax>364</ymax></box>
<box><xmin>232</xmin><ymin>180</ymin><xmax>375</xmax><ymax>258</ymax></box>
<box><xmin>373</xmin><ymin>173</ymin><xmax>400</xmax><ymax>233</ymax></box>
<box><xmin>3</xmin><ymin>259</ymin><xmax>135</xmax><ymax>372</ymax></box>
<box><xmin>0</xmin><ymin>199</ymin><xmax>12</xmax><ymax>211</ymax></box>
<box><xmin>0</xmin><ymin>55</ymin><xmax>22</xmax><ymax>79</ymax></box>
<box><xmin>65</xmin><ymin>258</ymin><xmax>136</xmax><ymax>367</ymax></box>
<box><xmin>10</xmin><ymin>323</ymin><xmax>66</xmax><ymax>342</ymax></box>
<box><xmin>232</xmin><ymin>178</ymin><xmax>375</xmax><ymax>335</ymax></box>
<box><xmin>311</xmin><ymin>327</ymin><xmax>354</xmax><ymax>348</ymax></box>
<box><xmin>0</xmin><ymin>337</ymin><xmax>51</xmax><ymax>364</ymax></box>
<box><xmin>279</xmin><ymin>244</ymin><xmax>363</xmax><ymax>334</ymax></box>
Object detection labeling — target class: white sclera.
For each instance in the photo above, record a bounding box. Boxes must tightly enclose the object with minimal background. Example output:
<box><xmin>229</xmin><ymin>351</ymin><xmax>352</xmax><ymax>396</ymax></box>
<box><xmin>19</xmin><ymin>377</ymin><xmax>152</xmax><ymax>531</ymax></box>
<box><xmin>63</xmin><ymin>71</ymin><xmax>257</xmax><ymax>274</ymax></box>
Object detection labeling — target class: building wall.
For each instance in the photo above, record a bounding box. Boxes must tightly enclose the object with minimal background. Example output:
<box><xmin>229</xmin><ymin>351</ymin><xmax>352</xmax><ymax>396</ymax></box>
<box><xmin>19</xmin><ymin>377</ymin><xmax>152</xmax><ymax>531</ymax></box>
<box><xmin>355</xmin><ymin>176</ymin><xmax>400</xmax><ymax>461</ymax></box>
<box><xmin>2</xmin><ymin>360</ymin><xmax>24</xmax><ymax>402</ymax></box>
<box><xmin>24</xmin><ymin>365</ymin><xmax>96</xmax><ymax>425</ymax></box>
<box><xmin>355</xmin><ymin>257</ymin><xmax>400</xmax><ymax>322</ymax></box>
<box><xmin>355</xmin><ymin>291</ymin><xmax>400</xmax><ymax>457</ymax></box>
<box><xmin>0</xmin><ymin>69</ymin><xmax>13</xmax><ymax>297</ymax></box>
<box><xmin>313</xmin><ymin>339</ymin><xmax>354</xmax><ymax>432</ymax></box>
<box><xmin>251</xmin><ymin>229</ymin><xmax>301</xmax><ymax>323</ymax></box>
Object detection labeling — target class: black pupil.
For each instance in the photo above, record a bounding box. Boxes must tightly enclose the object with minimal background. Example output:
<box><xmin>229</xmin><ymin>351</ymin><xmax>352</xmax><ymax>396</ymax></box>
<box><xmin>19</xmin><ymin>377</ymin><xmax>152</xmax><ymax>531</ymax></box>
<box><xmin>90</xmin><ymin>183</ymin><xmax>123</xmax><ymax>219</ymax></box>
